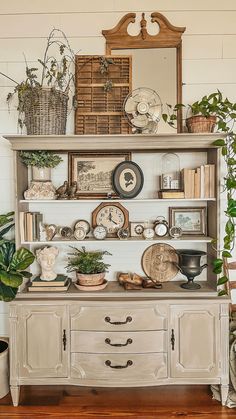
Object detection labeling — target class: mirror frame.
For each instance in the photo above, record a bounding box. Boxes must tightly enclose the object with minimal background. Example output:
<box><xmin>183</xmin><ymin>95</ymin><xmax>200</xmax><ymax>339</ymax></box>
<box><xmin>102</xmin><ymin>12</ymin><xmax>186</xmax><ymax>132</ymax></box>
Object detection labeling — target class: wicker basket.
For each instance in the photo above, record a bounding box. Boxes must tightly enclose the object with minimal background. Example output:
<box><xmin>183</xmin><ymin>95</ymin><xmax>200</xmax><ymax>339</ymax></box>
<box><xmin>23</xmin><ymin>88</ymin><xmax>68</xmax><ymax>135</ymax></box>
<box><xmin>186</xmin><ymin>115</ymin><xmax>216</xmax><ymax>133</ymax></box>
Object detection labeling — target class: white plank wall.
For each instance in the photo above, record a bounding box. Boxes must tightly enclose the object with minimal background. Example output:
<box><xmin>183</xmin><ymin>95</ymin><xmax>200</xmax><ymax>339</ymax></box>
<box><xmin>0</xmin><ymin>0</ymin><xmax>235</xmax><ymax>335</ymax></box>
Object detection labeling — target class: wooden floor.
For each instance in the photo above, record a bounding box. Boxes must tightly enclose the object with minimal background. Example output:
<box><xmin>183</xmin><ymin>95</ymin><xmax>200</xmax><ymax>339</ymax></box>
<box><xmin>0</xmin><ymin>385</ymin><xmax>236</xmax><ymax>419</ymax></box>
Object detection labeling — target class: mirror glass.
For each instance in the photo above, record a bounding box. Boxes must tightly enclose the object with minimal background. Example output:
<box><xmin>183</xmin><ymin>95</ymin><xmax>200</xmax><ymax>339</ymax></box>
<box><xmin>112</xmin><ymin>48</ymin><xmax>176</xmax><ymax>133</ymax></box>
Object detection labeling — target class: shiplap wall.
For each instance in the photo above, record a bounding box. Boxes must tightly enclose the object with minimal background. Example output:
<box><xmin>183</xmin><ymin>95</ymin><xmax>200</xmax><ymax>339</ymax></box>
<box><xmin>0</xmin><ymin>0</ymin><xmax>235</xmax><ymax>335</ymax></box>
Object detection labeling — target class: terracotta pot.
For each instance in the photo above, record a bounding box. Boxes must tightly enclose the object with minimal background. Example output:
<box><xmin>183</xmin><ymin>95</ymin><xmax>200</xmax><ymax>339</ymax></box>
<box><xmin>32</xmin><ymin>166</ymin><xmax>51</xmax><ymax>181</ymax></box>
<box><xmin>76</xmin><ymin>272</ymin><xmax>105</xmax><ymax>286</ymax></box>
<box><xmin>186</xmin><ymin>115</ymin><xmax>216</xmax><ymax>133</ymax></box>
<box><xmin>0</xmin><ymin>339</ymin><xmax>9</xmax><ymax>399</ymax></box>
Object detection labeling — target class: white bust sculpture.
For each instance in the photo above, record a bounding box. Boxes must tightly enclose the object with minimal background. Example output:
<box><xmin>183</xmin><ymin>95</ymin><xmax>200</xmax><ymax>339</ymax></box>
<box><xmin>36</xmin><ymin>246</ymin><xmax>59</xmax><ymax>281</ymax></box>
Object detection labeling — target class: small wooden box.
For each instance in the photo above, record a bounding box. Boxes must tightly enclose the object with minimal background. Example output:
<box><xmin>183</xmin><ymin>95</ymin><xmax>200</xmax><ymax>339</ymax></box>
<box><xmin>75</xmin><ymin>55</ymin><xmax>132</xmax><ymax>135</ymax></box>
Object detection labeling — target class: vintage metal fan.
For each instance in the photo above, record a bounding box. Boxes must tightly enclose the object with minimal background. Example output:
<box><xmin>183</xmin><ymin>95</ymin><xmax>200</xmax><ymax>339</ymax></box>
<box><xmin>124</xmin><ymin>87</ymin><xmax>162</xmax><ymax>134</ymax></box>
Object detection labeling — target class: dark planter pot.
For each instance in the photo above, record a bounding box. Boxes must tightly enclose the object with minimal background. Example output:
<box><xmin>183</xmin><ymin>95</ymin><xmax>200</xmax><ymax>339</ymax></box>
<box><xmin>176</xmin><ymin>249</ymin><xmax>207</xmax><ymax>290</ymax></box>
<box><xmin>186</xmin><ymin>115</ymin><xmax>216</xmax><ymax>133</ymax></box>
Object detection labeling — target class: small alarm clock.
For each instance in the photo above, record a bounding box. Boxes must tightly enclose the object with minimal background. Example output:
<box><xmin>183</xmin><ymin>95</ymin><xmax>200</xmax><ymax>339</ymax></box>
<box><xmin>117</xmin><ymin>227</ymin><xmax>130</xmax><ymax>240</ymax></box>
<box><xmin>74</xmin><ymin>219</ymin><xmax>90</xmax><ymax>235</ymax></box>
<box><xmin>154</xmin><ymin>216</ymin><xmax>169</xmax><ymax>237</ymax></box>
<box><xmin>169</xmin><ymin>225</ymin><xmax>182</xmax><ymax>239</ymax></box>
<box><xmin>93</xmin><ymin>225</ymin><xmax>108</xmax><ymax>240</ymax></box>
<box><xmin>74</xmin><ymin>227</ymin><xmax>86</xmax><ymax>241</ymax></box>
<box><xmin>143</xmin><ymin>227</ymin><xmax>155</xmax><ymax>240</ymax></box>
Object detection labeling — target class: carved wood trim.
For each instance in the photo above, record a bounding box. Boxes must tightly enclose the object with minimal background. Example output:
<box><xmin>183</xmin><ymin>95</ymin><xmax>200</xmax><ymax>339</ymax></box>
<box><xmin>102</xmin><ymin>12</ymin><xmax>186</xmax><ymax>53</ymax></box>
<box><xmin>102</xmin><ymin>12</ymin><xmax>185</xmax><ymax>132</ymax></box>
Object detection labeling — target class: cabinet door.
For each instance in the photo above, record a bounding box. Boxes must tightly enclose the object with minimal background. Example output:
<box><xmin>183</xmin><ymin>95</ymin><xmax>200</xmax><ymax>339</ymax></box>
<box><xmin>170</xmin><ymin>304</ymin><xmax>219</xmax><ymax>378</ymax></box>
<box><xmin>19</xmin><ymin>305</ymin><xmax>68</xmax><ymax>378</ymax></box>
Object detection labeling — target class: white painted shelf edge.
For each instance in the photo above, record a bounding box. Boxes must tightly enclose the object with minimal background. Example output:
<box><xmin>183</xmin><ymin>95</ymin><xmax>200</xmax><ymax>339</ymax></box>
<box><xmin>22</xmin><ymin>236</ymin><xmax>214</xmax><ymax>245</ymax></box>
<box><xmin>19</xmin><ymin>198</ymin><xmax>216</xmax><ymax>203</ymax></box>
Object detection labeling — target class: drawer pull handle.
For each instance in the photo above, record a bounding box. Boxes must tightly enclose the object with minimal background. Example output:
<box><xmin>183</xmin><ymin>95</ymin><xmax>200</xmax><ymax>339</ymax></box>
<box><xmin>105</xmin><ymin>338</ymin><xmax>133</xmax><ymax>347</ymax></box>
<box><xmin>171</xmin><ymin>329</ymin><xmax>175</xmax><ymax>350</ymax></box>
<box><xmin>104</xmin><ymin>316</ymin><xmax>132</xmax><ymax>325</ymax></box>
<box><xmin>63</xmin><ymin>329</ymin><xmax>67</xmax><ymax>351</ymax></box>
<box><xmin>105</xmin><ymin>359</ymin><xmax>133</xmax><ymax>369</ymax></box>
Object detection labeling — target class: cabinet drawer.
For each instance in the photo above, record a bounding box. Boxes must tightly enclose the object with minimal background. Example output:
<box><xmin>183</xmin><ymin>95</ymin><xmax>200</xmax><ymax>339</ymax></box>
<box><xmin>71</xmin><ymin>353</ymin><xmax>167</xmax><ymax>383</ymax></box>
<box><xmin>71</xmin><ymin>330</ymin><xmax>167</xmax><ymax>353</ymax></box>
<box><xmin>70</xmin><ymin>303</ymin><xmax>167</xmax><ymax>331</ymax></box>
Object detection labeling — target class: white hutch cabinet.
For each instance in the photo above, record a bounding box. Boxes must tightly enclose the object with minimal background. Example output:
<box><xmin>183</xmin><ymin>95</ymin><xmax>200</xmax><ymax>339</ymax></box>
<box><xmin>5</xmin><ymin>134</ymin><xmax>230</xmax><ymax>406</ymax></box>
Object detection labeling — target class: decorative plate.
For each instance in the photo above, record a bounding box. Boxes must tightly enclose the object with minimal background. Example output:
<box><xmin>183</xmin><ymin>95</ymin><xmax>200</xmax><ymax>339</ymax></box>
<box><xmin>112</xmin><ymin>161</ymin><xmax>144</xmax><ymax>198</ymax></box>
<box><xmin>141</xmin><ymin>243</ymin><xmax>179</xmax><ymax>282</ymax></box>
<box><xmin>74</xmin><ymin>280</ymin><xmax>108</xmax><ymax>291</ymax></box>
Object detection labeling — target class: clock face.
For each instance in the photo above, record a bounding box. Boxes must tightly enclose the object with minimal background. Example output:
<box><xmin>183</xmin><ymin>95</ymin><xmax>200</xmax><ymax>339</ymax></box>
<box><xmin>93</xmin><ymin>225</ymin><xmax>107</xmax><ymax>240</ymax></box>
<box><xmin>96</xmin><ymin>205</ymin><xmax>125</xmax><ymax>234</ymax></box>
<box><xmin>135</xmin><ymin>224</ymin><xmax>144</xmax><ymax>235</ymax></box>
<box><xmin>154</xmin><ymin>223</ymin><xmax>168</xmax><ymax>237</ymax></box>
<box><xmin>143</xmin><ymin>228</ymin><xmax>155</xmax><ymax>240</ymax></box>
<box><xmin>74</xmin><ymin>219</ymin><xmax>90</xmax><ymax>234</ymax></box>
<box><xmin>117</xmin><ymin>228</ymin><xmax>129</xmax><ymax>240</ymax></box>
<box><xmin>74</xmin><ymin>227</ymin><xmax>86</xmax><ymax>241</ymax></box>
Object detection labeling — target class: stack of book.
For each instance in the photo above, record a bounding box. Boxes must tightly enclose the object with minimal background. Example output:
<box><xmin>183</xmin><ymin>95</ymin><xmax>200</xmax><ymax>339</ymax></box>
<box><xmin>19</xmin><ymin>211</ymin><xmax>43</xmax><ymax>242</ymax></box>
<box><xmin>182</xmin><ymin>164</ymin><xmax>215</xmax><ymax>199</ymax></box>
<box><xmin>28</xmin><ymin>275</ymin><xmax>70</xmax><ymax>292</ymax></box>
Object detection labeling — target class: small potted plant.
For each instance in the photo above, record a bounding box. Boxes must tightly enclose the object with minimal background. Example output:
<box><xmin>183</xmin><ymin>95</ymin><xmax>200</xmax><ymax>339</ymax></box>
<box><xmin>162</xmin><ymin>91</ymin><xmax>234</xmax><ymax>133</ymax></box>
<box><xmin>0</xmin><ymin>28</ymin><xmax>76</xmax><ymax>135</ymax></box>
<box><xmin>20</xmin><ymin>150</ymin><xmax>63</xmax><ymax>181</ymax></box>
<box><xmin>66</xmin><ymin>246</ymin><xmax>111</xmax><ymax>286</ymax></box>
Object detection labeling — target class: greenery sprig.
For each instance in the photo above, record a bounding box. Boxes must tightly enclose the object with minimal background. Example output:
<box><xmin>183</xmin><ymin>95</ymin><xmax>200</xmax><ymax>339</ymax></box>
<box><xmin>20</xmin><ymin>151</ymin><xmax>63</xmax><ymax>168</ymax></box>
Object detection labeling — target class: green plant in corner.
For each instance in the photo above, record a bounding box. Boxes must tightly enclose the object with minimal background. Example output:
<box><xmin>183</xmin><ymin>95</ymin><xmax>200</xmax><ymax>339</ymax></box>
<box><xmin>20</xmin><ymin>151</ymin><xmax>63</xmax><ymax>168</ymax></box>
<box><xmin>163</xmin><ymin>91</ymin><xmax>236</xmax><ymax>294</ymax></box>
<box><xmin>0</xmin><ymin>212</ymin><xmax>35</xmax><ymax>301</ymax></box>
<box><xmin>66</xmin><ymin>246</ymin><xmax>111</xmax><ymax>274</ymax></box>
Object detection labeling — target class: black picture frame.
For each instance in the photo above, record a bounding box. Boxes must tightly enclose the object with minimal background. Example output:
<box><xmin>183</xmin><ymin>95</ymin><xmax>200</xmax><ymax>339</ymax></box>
<box><xmin>112</xmin><ymin>161</ymin><xmax>144</xmax><ymax>199</ymax></box>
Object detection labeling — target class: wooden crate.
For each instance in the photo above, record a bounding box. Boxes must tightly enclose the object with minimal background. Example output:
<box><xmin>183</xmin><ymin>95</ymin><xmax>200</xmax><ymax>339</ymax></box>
<box><xmin>75</xmin><ymin>55</ymin><xmax>132</xmax><ymax>135</ymax></box>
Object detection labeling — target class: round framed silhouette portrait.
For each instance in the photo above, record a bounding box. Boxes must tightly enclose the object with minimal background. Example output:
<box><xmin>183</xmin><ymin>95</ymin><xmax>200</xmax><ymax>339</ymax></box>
<box><xmin>112</xmin><ymin>161</ymin><xmax>144</xmax><ymax>198</ymax></box>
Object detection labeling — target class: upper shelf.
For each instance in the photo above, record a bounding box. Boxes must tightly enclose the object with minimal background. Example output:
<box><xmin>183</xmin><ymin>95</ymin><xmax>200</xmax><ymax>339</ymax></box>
<box><xmin>3</xmin><ymin>133</ymin><xmax>225</xmax><ymax>151</ymax></box>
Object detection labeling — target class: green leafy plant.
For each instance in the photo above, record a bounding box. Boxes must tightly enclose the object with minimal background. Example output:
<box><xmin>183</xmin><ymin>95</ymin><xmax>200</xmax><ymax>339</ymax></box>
<box><xmin>162</xmin><ymin>91</ymin><xmax>235</xmax><ymax>128</ymax></box>
<box><xmin>0</xmin><ymin>28</ymin><xmax>76</xmax><ymax>130</ymax></box>
<box><xmin>20</xmin><ymin>151</ymin><xmax>63</xmax><ymax>168</ymax></box>
<box><xmin>0</xmin><ymin>212</ymin><xmax>14</xmax><ymax>241</ymax></box>
<box><xmin>0</xmin><ymin>212</ymin><xmax>35</xmax><ymax>301</ymax></box>
<box><xmin>66</xmin><ymin>246</ymin><xmax>111</xmax><ymax>274</ymax></box>
<box><xmin>163</xmin><ymin>91</ymin><xmax>236</xmax><ymax>294</ymax></box>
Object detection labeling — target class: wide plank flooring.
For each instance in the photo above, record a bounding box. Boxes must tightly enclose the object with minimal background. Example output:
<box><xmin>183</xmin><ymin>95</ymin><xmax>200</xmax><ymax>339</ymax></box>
<box><xmin>0</xmin><ymin>385</ymin><xmax>236</xmax><ymax>419</ymax></box>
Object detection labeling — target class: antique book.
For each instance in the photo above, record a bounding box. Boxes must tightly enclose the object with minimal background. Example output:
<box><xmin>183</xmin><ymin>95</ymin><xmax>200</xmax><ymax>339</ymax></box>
<box><xmin>30</xmin><ymin>274</ymin><xmax>69</xmax><ymax>287</ymax></box>
<box><xmin>158</xmin><ymin>191</ymin><xmax>185</xmax><ymax>199</ymax></box>
<box><xmin>28</xmin><ymin>282</ymin><xmax>70</xmax><ymax>292</ymax></box>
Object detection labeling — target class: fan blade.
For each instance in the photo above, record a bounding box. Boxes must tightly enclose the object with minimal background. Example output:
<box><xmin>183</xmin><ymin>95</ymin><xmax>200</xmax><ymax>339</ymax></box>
<box><xmin>142</xmin><ymin>121</ymin><xmax>159</xmax><ymax>134</ymax></box>
<box><xmin>131</xmin><ymin>114</ymin><xmax>149</xmax><ymax>128</ymax></box>
<box><xmin>124</xmin><ymin>97</ymin><xmax>138</xmax><ymax>113</ymax></box>
<box><xmin>148</xmin><ymin>105</ymin><xmax>162</xmax><ymax>120</ymax></box>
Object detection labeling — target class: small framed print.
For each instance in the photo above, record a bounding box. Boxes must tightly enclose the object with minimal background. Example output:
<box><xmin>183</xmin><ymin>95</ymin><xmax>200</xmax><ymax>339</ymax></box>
<box><xmin>68</xmin><ymin>152</ymin><xmax>131</xmax><ymax>198</ymax></box>
<box><xmin>169</xmin><ymin>207</ymin><xmax>207</xmax><ymax>236</ymax></box>
<box><xmin>112</xmin><ymin>161</ymin><xmax>144</xmax><ymax>199</ymax></box>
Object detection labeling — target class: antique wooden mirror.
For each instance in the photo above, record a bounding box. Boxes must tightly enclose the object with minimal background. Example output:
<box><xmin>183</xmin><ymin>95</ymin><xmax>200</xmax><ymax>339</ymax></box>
<box><xmin>102</xmin><ymin>12</ymin><xmax>186</xmax><ymax>133</ymax></box>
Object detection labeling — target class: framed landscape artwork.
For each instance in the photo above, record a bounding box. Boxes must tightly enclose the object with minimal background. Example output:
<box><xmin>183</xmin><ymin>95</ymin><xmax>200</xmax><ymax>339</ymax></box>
<box><xmin>169</xmin><ymin>207</ymin><xmax>207</xmax><ymax>236</ymax></box>
<box><xmin>68</xmin><ymin>152</ymin><xmax>131</xmax><ymax>198</ymax></box>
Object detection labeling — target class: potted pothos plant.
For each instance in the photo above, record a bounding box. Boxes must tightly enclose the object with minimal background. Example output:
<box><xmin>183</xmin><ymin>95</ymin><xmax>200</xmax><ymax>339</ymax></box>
<box><xmin>0</xmin><ymin>212</ymin><xmax>35</xmax><ymax>301</ymax></box>
<box><xmin>0</xmin><ymin>28</ymin><xmax>76</xmax><ymax>135</ymax></box>
<box><xmin>163</xmin><ymin>91</ymin><xmax>236</xmax><ymax>294</ymax></box>
<box><xmin>66</xmin><ymin>246</ymin><xmax>111</xmax><ymax>286</ymax></box>
<box><xmin>20</xmin><ymin>150</ymin><xmax>63</xmax><ymax>181</ymax></box>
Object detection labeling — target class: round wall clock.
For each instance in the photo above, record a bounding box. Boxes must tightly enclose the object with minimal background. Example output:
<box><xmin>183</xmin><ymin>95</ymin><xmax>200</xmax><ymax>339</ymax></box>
<box><xmin>112</xmin><ymin>161</ymin><xmax>144</xmax><ymax>198</ymax></box>
<box><xmin>92</xmin><ymin>202</ymin><xmax>129</xmax><ymax>237</ymax></box>
<box><xmin>141</xmin><ymin>243</ymin><xmax>179</xmax><ymax>282</ymax></box>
